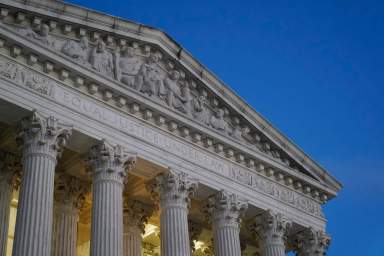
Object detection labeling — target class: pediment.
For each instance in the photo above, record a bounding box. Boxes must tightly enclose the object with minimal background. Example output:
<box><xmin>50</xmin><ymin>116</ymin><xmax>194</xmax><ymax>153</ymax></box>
<box><xmin>0</xmin><ymin>0</ymin><xmax>341</xmax><ymax>200</ymax></box>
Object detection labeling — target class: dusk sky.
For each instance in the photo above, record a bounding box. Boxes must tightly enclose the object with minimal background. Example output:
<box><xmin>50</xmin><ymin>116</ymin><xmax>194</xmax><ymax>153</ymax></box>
<box><xmin>66</xmin><ymin>0</ymin><xmax>384</xmax><ymax>255</ymax></box>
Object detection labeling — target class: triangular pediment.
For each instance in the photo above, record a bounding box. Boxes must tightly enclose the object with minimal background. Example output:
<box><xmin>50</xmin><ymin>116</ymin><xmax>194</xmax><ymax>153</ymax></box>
<box><xmin>0</xmin><ymin>0</ymin><xmax>341</xmax><ymax>199</ymax></box>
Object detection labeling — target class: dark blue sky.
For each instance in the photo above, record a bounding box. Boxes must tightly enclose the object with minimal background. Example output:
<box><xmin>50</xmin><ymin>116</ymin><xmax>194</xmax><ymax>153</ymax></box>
<box><xmin>67</xmin><ymin>0</ymin><xmax>384</xmax><ymax>254</ymax></box>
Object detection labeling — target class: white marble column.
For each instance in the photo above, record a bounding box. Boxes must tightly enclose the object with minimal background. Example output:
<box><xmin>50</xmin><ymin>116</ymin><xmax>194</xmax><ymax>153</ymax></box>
<box><xmin>123</xmin><ymin>199</ymin><xmax>153</xmax><ymax>256</ymax></box>
<box><xmin>250</xmin><ymin>210</ymin><xmax>291</xmax><ymax>256</ymax></box>
<box><xmin>295</xmin><ymin>228</ymin><xmax>330</xmax><ymax>256</ymax></box>
<box><xmin>88</xmin><ymin>140</ymin><xmax>136</xmax><ymax>256</ymax></box>
<box><xmin>205</xmin><ymin>190</ymin><xmax>248</xmax><ymax>256</ymax></box>
<box><xmin>12</xmin><ymin>112</ymin><xmax>72</xmax><ymax>256</ymax></box>
<box><xmin>147</xmin><ymin>170</ymin><xmax>198</xmax><ymax>256</ymax></box>
<box><xmin>0</xmin><ymin>151</ymin><xmax>19</xmax><ymax>256</ymax></box>
<box><xmin>52</xmin><ymin>173</ymin><xmax>89</xmax><ymax>256</ymax></box>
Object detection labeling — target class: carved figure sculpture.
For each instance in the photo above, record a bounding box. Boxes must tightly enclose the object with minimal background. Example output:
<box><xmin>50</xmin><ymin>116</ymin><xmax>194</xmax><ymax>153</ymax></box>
<box><xmin>89</xmin><ymin>40</ymin><xmax>114</xmax><ymax>77</ymax></box>
<box><xmin>210</xmin><ymin>108</ymin><xmax>229</xmax><ymax>133</ymax></box>
<box><xmin>136</xmin><ymin>53</ymin><xmax>165</xmax><ymax>97</ymax></box>
<box><xmin>192</xmin><ymin>94</ymin><xmax>211</xmax><ymax>125</ymax></box>
<box><xmin>25</xmin><ymin>24</ymin><xmax>55</xmax><ymax>48</ymax></box>
<box><xmin>163</xmin><ymin>70</ymin><xmax>192</xmax><ymax>114</ymax></box>
<box><xmin>61</xmin><ymin>36</ymin><xmax>90</xmax><ymax>65</ymax></box>
<box><xmin>116</xmin><ymin>46</ymin><xmax>142</xmax><ymax>87</ymax></box>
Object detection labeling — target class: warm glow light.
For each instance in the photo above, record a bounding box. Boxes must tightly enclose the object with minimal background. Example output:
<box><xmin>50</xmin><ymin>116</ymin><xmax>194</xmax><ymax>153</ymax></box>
<box><xmin>142</xmin><ymin>224</ymin><xmax>159</xmax><ymax>238</ymax></box>
<box><xmin>194</xmin><ymin>240</ymin><xmax>205</xmax><ymax>250</ymax></box>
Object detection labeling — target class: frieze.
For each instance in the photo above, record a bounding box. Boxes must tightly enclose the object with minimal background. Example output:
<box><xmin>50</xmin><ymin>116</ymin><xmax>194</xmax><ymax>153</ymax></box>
<box><xmin>0</xmin><ymin>51</ymin><xmax>324</xmax><ymax>218</ymax></box>
<box><xmin>0</xmin><ymin>54</ymin><xmax>55</xmax><ymax>96</ymax></box>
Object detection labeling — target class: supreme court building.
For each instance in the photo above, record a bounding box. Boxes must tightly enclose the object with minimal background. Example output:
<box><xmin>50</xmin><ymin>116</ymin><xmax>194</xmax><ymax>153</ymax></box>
<box><xmin>0</xmin><ymin>1</ymin><xmax>342</xmax><ymax>255</ymax></box>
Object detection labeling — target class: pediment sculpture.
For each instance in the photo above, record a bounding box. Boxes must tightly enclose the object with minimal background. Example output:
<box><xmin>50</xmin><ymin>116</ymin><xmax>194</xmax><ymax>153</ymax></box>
<box><xmin>3</xmin><ymin>20</ymin><xmax>297</xmax><ymax>168</ymax></box>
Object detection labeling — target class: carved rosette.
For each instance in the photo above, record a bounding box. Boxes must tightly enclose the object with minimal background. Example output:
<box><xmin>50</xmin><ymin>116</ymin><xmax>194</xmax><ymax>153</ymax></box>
<box><xmin>15</xmin><ymin>111</ymin><xmax>72</xmax><ymax>160</ymax></box>
<box><xmin>54</xmin><ymin>172</ymin><xmax>90</xmax><ymax>210</ymax></box>
<box><xmin>205</xmin><ymin>190</ymin><xmax>248</xmax><ymax>229</ymax></box>
<box><xmin>250</xmin><ymin>210</ymin><xmax>292</xmax><ymax>248</ymax></box>
<box><xmin>295</xmin><ymin>228</ymin><xmax>331</xmax><ymax>256</ymax></box>
<box><xmin>123</xmin><ymin>199</ymin><xmax>153</xmax><ymax>234</ymax></box>
<box><xmin>146</xmin><ymin>169</ymin><xmax>198</xmax><ymax>209</ymax></box>
<box><xmin>87</xmin><ymin>139</ymin><xmax>136</xmax><ymax>184</ymax></box>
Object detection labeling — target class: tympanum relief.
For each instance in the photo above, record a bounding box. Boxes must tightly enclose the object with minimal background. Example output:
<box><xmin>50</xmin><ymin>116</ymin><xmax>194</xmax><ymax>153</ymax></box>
<box><xmin>4</xmin><ymin>20</ymin><xmax>297</xmax><ymax>169</ymax></box>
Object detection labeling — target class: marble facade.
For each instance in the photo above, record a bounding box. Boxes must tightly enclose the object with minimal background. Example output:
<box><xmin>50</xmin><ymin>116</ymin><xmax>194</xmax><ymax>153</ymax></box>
<box><xmin>0</xmin><ymin>0</ymin><xmax>341</xmax><ymax>255</ymax></box>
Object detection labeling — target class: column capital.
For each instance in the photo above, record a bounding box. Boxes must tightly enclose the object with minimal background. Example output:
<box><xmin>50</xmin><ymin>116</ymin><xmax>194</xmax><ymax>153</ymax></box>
<box><xmin>87</xmin><ymin>139</ymin><xmax>136</xmax><ymax>184</ymax></box>
<box><xmin>295</xmin><ymin>228</ymin><xmax>331</xmax><ymax>256</ymax></box>
<box><xmin>250</xmin><ymin>210</ymin><xmax>292</xmax><ymax>246</ymax></box>
<box><xmin>123</xmin><ymin>199</ymin><xmax>154</xmax><ymax>234</ymax></box>
<box><xmin>15</xmin><ymin>111</ymin><xmax>72</xmax><ymax>159</ymax></box>
<box><xmin>54</xmin><ymin>172</ymin><xmax>90</xmax><ymax>210</ymax></box>
<box><xmin>205</xmin><ymin>190</ymin><xmax>248</xmax><ymax>229</ymax></box>
<box><xmin>146</xmin><ymin>169</ymin><xmax>198</xmax><ymax>208</ymax></box>
<box><xmin>0</xmin><ymin>150</ymin><xmax>21</xmax><ymax>188</ymax></box>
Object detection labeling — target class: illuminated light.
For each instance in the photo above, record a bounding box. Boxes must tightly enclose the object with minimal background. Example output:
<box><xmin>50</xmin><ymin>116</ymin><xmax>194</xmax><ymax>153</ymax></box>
<box><xmin>142</xmin><ymin>224</ymin><xmax>159</xmax><ymax>238</ymax></box>
<box><xmin>194</xmin><ymin>240</ymin><xmax>205</xmax><ymax>250</ymax></box>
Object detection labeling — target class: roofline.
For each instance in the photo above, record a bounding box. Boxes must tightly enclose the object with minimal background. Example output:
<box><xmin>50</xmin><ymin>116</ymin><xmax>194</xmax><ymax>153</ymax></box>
<box><xmin>1</xmin><ymin>0</ymin><xmax>342</xmax><ymax>193</ymax></box>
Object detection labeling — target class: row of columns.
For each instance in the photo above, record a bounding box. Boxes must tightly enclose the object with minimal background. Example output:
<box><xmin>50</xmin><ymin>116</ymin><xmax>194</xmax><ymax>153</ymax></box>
<box><xmin>0</xmin><ymin>111</ymin><xmax>330</xmax><ymax>256</ymax></box>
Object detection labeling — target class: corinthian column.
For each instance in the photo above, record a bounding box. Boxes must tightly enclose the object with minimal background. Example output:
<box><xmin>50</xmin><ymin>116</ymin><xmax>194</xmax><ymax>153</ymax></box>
<box><xmin>147</xmin><ymin>170</ymin><xmax>198</xmax><ymax>256</ymax></box>
<box><xmin>0</xmin><ymin>151</ymin><xmax>19</xmax><ymax>256</ymax></box>
<box><xmin>12</xmin><ymin>111</ymin><xmax>72</xmax><ymax>256</ymax></box>
<box><xmin>123</xmin><ymin>199</ymin><xmax>153</xmax><ymax>256</ymax></box>
<box><xmin>88</xmin><ymin>140</ymin><xmax>136</xmax><ymax>256</ymax></box>
<box><xmin>52</xmin><ymin>172</ymin><xmax>89</xmax><ymax>256</ymax></box>
<box><xmin>205</xmin><ymin>190</ymin><xmax>248</xmax><ymax>256</ymax></box>
<box><xmin>296</xmin><ymin>228</ymin><xmax>331</xmax><ymax>256</ymax></box>
<box><xmin>250</xmin><ymin>210</ymin><xmax>291</xmax><ymax>256</ymax></box>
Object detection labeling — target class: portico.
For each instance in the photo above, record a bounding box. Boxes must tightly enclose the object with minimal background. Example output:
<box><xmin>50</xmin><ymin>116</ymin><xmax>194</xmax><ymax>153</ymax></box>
<box><xmin>0</xmin><ymin>0</ymin><xmax>341</xmax><ymax>255</ymax></box>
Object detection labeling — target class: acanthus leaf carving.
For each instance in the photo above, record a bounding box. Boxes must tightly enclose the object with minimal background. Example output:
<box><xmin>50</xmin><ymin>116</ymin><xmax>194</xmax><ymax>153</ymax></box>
<box><xmin>295</xmin><ymin>228</ymin><xmax>331</xmax><ymax>256</ymax></box>
<box><xmin>87</xmin><ymin>139</ymin><xmax>137</xmax><ymax>184</ymax></box>
<box><xmin>204</xmin><ymin>190</ymin><xmax>248</xmax><ymax>229</ymax></box>
<box><xmin>249</xmin><ymin>210</ymin><xmax>292</xmax><ymax>247</ymax></box>
<box><xmin>122</xmin><ymin>199</ymin><xmax>154</xmax><ymax>234</ymax></box>
<box><xmin>15</xmin><ymin>111</ymin><xmax>72</xmax><ymax>158</ymax></box>
<box><xmin>146</xmin><ymin>169</ymin><xmax>198</xmax><ymax>209</ymax></box>
<box><xmin>54</xmin><ymin>172</ymin><xmax>90</xmax><ymax>209</ymax></box>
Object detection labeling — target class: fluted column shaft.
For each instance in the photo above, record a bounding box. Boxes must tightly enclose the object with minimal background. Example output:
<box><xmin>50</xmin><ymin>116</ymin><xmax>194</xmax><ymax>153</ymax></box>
<box><xmin>206</xmin><ymin>190</ymin><xmax>247</xmax><ymax>256</ymax></box>
<box><xmin>52</xmin><ymin>173</ymin><xmax>89</xmax><ymax>256</ymax></box>
<box><xmin>147</xmin><ymin>170</ymin><xmax>198</xmax><ymax>256</ymax></box>
<box><xmin>0</xmin><ymin>179</ymin><xmax>12</xmax><ymax>256</ymax></box>
<box><xmin>0</xmin><ymin>151</ymin><xmax>18</xmax><ymax>256</ymax></box>
<box><xmin>89</xmin><ymin>140</ymin><xmax>136</xmax><ymax>256</ymax></box>
<box><xmin>123</xmin><ymin>224</ymin><xmax>142</xmax><ymax>256</ymax></box>
<box><xmin>52</xmin><ymin>204</ymin><xmax>78</xmax><ymax>256</ymax></box>
<box><xmin>123</xmin><ymin>200</ymin><xmax>153</xmax><ymax>256</ymax></box>
<box><xmin>91</xmin><ymin>176</ymin><xmax>123</xmax><ymax>256</ymax></box>
<box><xmin>161</xmin><ymin>202</ymin><xmax>190</xmax><ymax>256</ymax></box>
<box><xmin>12</xmin><ymin>112</ymin><xmax>72</xmax><ymax>256</ymax></box>
<box><xmin>250</xmin><ymin>210</ymin><xmax>291</xmax><ymax>256</ymax></box>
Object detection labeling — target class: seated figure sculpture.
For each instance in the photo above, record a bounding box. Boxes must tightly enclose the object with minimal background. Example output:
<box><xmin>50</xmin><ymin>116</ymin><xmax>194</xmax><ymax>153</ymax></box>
<box><xmin>25</xmin><ymin>23</ymin><xmax>56</xmax><ymax>48</ymax></box>
<box><xmin>163</xmin><ymin>70</ymin><xmax>192</xmax><ymax>115</ymax></box>
<box><xmin>61</xmin><ymin>36</ymin><xmax>90</xmax><ymax>65</ymax></box>
<box><xmin>89</xmin><ymin>40</ymin><xmax>114</xmax><ymax>77</ymax></box>
<box><xmin>192</xmin><ymin>93</ymin><xmax>211</xmax><ymax>126</ymax></box>
<box><xmin>210</xmin><ymin>108</ymin><xmax>230</xmax><ymax>133</ymax></box>
<box><xmin>136</xmin><ymin>53</ymin><xmax>165</xmax><ymax>97</ymax></box>
<box><xmin>116</xmin><ymin>46</ymin><xmax>142</xmax><ymax>87</ymax></box>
